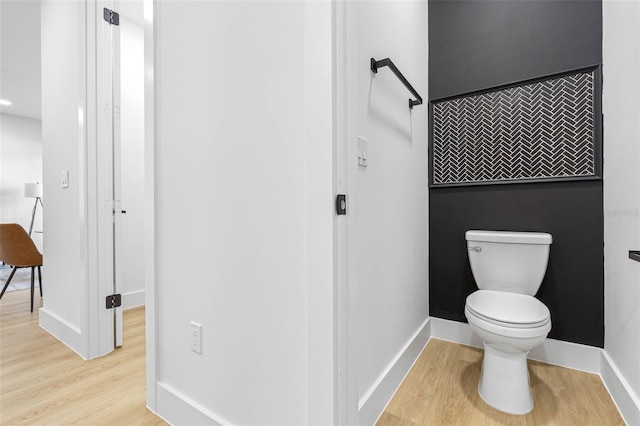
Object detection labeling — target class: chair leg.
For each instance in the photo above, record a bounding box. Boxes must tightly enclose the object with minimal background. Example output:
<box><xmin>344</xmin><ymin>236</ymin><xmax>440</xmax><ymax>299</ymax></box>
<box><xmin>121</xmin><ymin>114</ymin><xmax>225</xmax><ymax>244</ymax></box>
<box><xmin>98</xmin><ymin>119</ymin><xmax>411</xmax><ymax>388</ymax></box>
<box><xmin>38</xmin><ymin>266</ymin><xmax>42</xmax><ymax>297</ymax></box>
<box><xmin>0</xmin><ymin>267</ymin><xmax>18</xmax><ymax>300</ymax></box>
<box><xmin>30</xmin><ymin>267</ymin><xmax>35</xmax><ymax>313</ymax></box>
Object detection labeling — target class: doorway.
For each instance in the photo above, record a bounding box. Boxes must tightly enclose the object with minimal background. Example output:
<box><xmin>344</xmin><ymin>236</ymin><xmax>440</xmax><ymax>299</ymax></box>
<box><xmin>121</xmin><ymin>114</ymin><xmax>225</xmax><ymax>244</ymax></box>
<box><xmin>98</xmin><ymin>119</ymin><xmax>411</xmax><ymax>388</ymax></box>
<box><xmin>97</xmin><ymin>0</ymin><xmax>146</xmax><ymax>349</ymax></box>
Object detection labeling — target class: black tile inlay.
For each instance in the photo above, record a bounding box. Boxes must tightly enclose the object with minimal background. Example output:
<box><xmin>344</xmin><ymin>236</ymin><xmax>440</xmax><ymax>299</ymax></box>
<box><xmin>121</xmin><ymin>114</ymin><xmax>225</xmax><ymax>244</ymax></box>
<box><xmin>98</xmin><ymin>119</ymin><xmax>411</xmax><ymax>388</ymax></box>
<box><xmin>431</xmin><ymin>69</ymin><xmax>597</xmax><ymax>186</ymax></box>
<box><xmin>630</xmin><ymin>251</ymin><xmax>640</xmax><ymax>263</ymax></box>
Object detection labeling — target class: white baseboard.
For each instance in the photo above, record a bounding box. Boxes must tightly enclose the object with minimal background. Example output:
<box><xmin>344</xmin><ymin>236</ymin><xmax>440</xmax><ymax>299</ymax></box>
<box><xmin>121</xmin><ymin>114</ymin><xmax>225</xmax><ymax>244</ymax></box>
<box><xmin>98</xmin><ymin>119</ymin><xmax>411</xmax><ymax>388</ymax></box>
<box><xmin>429</xmin><ymin>317</ymin><xmax>600</xmax><ymax>373</ymax></box>
<box><xmin>38</xmin><ymin>307</ymin><xmax>86</xmax><ymax>359</ymax></box>
<box><xmin>122</xmin><ymin>289</ymin><xmax>145</xmax><ymax>310</ymax></box>
<box><xmin>156</xmin><ymin>382</ymin><xmax>230</xmax><ymax>426</ymax></box>
<box><xmin>359</xmin><ymin>318</ymin><xmax>431</xmax><ymax>426</ymax></box>
<box><xmin>601</xmin><ymin>351</ymin><xmax>640</xmax><ymax>425</ymax></box>
<box><xmin>430</xmin><ymin>316</ymin><xmax>483</xmax><ymax>348</ymax></box>
<box><xmin>529</xmin><ymin>334</ymin><xmax>601</xmax><ymax>373</ymax></box>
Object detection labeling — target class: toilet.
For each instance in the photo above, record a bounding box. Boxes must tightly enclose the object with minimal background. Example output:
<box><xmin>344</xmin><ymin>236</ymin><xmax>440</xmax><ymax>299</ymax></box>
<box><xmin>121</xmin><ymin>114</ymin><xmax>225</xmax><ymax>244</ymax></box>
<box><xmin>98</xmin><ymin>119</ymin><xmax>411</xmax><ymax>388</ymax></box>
<box><xmin>464</xmin><ymin>230</ymin><xmax>552</xmax><ymax>415</ymax></box>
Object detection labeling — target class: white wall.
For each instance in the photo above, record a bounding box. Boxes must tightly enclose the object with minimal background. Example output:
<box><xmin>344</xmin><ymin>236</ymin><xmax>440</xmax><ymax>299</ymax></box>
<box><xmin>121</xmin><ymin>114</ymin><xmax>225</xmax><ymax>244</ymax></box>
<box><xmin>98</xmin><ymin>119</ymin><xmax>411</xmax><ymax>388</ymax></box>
<box><xmin>153</xmin><ymin>1</ymin><xmax>334</xmax><ymax>424</ymax></box>
<box><xmin>119</xmin><ymin>10</ymin><xmax>145</xmax><ymax>308</ymax></box>
<box><xmin>603</xmin><ymin>0</ymin><xmax>640</xmax><ymax>408</ymax></box>
<box><xmin>0</xmin><ymin>113</ymin><xmax>43</xmax><ymax>252</ymax></box>
<box><xmin>347</xmin><ymin>2</ymin><xmax>429</xmax><ymax>423</ymax></box>
<box><xmin>39</xmin><ymin>0</ymin><xmax>86</xmax><ymax>354</ymax></box>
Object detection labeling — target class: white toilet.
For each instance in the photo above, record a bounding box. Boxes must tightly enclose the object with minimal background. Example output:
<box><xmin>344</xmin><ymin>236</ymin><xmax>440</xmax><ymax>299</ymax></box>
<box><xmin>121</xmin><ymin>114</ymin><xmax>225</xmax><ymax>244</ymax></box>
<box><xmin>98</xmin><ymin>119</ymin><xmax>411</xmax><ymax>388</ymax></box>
<box><xmin>464</xmin><ymin>230</ymin><xmax>552</xmax><ymax>415</ymax></box>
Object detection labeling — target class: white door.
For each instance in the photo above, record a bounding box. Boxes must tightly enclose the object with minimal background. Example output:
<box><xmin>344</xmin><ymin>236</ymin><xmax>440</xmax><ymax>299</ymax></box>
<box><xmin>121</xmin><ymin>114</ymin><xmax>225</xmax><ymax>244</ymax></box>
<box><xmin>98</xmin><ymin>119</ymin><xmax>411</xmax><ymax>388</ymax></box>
<box><xmin>97</xmin><ymin>0</ymin><xmax>123</xmax><ymax>349</ymax></box>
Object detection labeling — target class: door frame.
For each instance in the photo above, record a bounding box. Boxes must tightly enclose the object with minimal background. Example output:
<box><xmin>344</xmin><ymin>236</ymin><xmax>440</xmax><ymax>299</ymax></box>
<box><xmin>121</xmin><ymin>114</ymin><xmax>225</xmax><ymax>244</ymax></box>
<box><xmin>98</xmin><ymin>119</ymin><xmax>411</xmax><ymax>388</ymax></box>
<box><xmin>80</xmin><ymin>0</ymin><xmax>118</xmax><ymax>360</ymax></box>
<box><xmin>333</xmin><ymin>0</ymin><xmax>358</xmax><ymax>423</ymax></box>
<box><xmin>142</xmin><ymin>0</ymin><xmax>157</xmax><ymax>412</ymax></box>
<box><xmin>78</xmin><ymin>0</ymin><xmax>156</xmax><ymax>406</ymax></box>
<box><xmin>88</xmin><ymin>0</ymin><xmax>158</xmax><ymax>409</ymax></box>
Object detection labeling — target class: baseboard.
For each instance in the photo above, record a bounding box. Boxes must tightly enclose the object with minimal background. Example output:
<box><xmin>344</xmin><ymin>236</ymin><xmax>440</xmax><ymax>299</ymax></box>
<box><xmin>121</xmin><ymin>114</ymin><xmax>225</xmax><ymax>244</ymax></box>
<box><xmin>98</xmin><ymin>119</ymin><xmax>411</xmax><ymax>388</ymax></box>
<box><xmin>359</xmin><ymin>318</ymin><xmax>431</xmax><ymax>426</ymax></box>
<box><xmin>38</xmin><ymin>307</ymin><xmax>86</xmax><ymax>359</ymax></box>
<box><xmin>600</xmin><ymin>351</ymin><xmax>640</xmax><ymax>425</ymax></box>
<box><xmin>156</xmin><ymin>382</ymin><xmax>230</xmax><ymax>426</ymax></box>
<box><xmin>528</xmin><ymin>335</ymin><xmax>601</xmax><ymax>374</ymax></box>
<box><xmin>429</xmin><ymin>317</ymin><xmax>601</xmax><ymax>373</ymax></box>
<box><xmin>122</xmin><ymin>289</ymin><xmax>145</xmax><ymax>310</ymax></box>
<box><xmin>430</xmin><ymin>316</ymin><xmax>483</xmax><ymax>348</ymax></box>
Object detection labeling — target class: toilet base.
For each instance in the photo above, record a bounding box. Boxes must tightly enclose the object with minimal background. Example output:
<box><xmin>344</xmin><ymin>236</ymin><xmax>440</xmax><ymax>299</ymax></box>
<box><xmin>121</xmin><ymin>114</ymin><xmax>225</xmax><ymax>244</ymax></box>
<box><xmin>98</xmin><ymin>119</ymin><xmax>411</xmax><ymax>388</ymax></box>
<box><xmin>478</xmin><ymin>344</ymin><xmax>533</xmax><ymax>415</ymax></box>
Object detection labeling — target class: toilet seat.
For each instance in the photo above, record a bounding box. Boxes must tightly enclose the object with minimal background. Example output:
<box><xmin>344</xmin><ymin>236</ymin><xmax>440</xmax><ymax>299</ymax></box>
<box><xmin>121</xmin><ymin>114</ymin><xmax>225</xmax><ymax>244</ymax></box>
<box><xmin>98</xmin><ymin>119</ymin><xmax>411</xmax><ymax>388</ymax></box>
<box><xmin>465</xmin><ymin>306</ymin><xmax>551</xmax><ymax>339</ymax></box>
<box><xmin>466</xmin><ymin>290</ymin><xmax>550</xmax><ymax>327</ymax></box>
<box><xmin>465</xmin><ymin>290</ymin><xmax>551</xmax><ymax>339</ymax></box>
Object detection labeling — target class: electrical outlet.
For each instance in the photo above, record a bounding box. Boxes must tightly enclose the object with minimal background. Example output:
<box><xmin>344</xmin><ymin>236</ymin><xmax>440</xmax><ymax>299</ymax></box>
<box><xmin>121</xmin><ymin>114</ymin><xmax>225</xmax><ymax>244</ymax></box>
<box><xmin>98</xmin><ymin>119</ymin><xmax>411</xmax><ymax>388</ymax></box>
<box><xmin>190</xmin><ymin>321</ymin><xmax>202</xmax><ymax>354</ymax></box>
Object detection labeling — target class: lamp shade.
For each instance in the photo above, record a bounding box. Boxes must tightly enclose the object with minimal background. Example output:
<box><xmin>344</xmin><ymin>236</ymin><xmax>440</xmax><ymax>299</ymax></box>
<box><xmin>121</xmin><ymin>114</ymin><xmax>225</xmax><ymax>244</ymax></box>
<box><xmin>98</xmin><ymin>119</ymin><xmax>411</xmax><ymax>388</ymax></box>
<box><xmin>24</xmin><ymin>182</ymin><xmax>43</xmax><ymax>198</ymax></box>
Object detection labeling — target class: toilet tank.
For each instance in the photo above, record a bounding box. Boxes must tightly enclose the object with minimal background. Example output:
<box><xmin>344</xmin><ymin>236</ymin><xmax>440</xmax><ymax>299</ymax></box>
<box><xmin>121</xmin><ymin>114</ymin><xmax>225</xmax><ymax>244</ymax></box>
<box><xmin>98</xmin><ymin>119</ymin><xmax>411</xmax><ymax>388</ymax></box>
<box><xmin>466</xmin><ymin>230</ymin><xmax>552</xmax><ymax>295</ymax></box>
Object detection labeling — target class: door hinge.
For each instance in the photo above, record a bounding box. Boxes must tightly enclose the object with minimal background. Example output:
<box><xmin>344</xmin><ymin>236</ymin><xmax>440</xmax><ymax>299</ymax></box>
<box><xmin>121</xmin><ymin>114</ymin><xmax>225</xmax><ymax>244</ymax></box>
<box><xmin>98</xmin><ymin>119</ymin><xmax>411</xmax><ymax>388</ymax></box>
<box><xmin>105</xmin><ymin>294</ymin><xmax>122</xmax><ymax>309</ymax></box>
<box><xmin>103</xmin><ymin>8</ymin><xmax>120</xmax><ymax>26</ymax></box>
<box><xmin>336</xmin><ymin>194</ymin><xmax>347</xmax><ymax>215</ymax></box>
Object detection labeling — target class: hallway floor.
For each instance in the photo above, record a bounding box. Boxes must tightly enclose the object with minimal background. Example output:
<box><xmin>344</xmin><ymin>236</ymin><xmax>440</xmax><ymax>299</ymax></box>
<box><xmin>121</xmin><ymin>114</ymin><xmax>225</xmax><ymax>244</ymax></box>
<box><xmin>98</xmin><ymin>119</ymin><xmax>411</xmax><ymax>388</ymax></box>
<box><xmin>378</xmin><ymin>338</ymin><xmax>624</xmax><ymax>426</ymax></box>
<box><xmin>0</xmin><ymin>289</ymin><xmax>166</xmax><ymax>425</ymax></box>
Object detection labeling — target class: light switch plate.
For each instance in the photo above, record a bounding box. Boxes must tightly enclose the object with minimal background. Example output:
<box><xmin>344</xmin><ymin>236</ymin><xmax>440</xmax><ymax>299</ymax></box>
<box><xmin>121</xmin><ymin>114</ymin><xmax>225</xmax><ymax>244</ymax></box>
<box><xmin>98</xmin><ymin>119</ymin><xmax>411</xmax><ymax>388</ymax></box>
<box><xmin>191</xmin><ymin>321</ymin><xmax>202</xmax><ymax>354</ymax></box>
<box><xmin>61</xmin><ymin>170</ymin><xmax>69</xmax><ymax>188</ymax></box>
<box><xmin>358</xmin><ymin>136</ymin><xmax>368</xmax><ymax>168</ymax></box>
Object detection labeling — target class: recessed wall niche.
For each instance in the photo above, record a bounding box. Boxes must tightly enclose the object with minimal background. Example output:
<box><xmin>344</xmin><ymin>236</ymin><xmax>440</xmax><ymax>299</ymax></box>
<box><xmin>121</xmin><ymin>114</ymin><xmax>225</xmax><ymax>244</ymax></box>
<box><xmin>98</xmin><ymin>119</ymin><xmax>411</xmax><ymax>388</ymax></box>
<box><xmin>430</xmin><ymin>68</ymin><xmax>600</xmax><ymax>187</ymax></box>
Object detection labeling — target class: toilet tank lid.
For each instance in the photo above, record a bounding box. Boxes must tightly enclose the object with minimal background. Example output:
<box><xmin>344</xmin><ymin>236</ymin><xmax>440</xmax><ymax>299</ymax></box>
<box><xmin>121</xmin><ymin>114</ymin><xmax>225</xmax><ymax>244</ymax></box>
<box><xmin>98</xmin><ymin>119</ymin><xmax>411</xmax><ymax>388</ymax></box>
<box><xmin>465</xmin><ymin>230</ymin><xmax>552</xmax><ymax>245</ymax></box>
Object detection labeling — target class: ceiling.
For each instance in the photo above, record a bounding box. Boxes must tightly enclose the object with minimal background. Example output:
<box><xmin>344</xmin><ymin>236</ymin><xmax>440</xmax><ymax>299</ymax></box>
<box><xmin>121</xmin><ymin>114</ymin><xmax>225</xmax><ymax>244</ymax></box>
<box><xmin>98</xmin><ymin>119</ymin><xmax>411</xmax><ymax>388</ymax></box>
<box><xmin>0</xmin><ymin>0</ymin><xmax>42</xmax><ymax>120</ymax></box>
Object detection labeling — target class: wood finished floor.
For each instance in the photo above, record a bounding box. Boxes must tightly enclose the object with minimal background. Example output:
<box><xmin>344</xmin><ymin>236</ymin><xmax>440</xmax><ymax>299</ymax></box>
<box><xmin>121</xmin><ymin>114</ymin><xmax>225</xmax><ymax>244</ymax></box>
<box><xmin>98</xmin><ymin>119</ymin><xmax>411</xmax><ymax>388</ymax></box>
<box><xmin>378</xmin><ymin>338</ymin><xmax>625</xmax><ymax>426</ymax></box>
<box><xmin>0</xmin><ymin>289</ymin><xmax>625</xmax><ymax>425</ymax></box>
<box><xmin>0</xmin><ymin>289</ymin><xmax>166</xmax><ymax>425</ymax></box>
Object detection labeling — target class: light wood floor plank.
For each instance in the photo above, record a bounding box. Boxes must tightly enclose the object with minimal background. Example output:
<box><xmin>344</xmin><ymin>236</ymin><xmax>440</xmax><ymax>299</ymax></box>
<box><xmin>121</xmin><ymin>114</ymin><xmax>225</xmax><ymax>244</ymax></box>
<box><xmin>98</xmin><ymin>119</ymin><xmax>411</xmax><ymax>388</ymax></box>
<box><xmin>379</xmin><ymin>338</ymin><xmax>625</xmax><ymax>426</ymax></box>
<box><xmin>0</xmin><ymin>289</ymin><xmax>166</xmax><ymax>425</ymax></box>
<box><xmin>2</xmin><ymin>289</ymin><xmax>625</xmax><ymax>425</ymax></box>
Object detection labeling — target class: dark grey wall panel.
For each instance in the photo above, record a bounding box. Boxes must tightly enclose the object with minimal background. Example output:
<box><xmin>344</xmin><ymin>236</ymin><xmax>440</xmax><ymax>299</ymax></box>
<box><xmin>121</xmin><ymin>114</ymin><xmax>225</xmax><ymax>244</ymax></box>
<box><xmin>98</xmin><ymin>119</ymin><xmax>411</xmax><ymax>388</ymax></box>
<box><xmin>428</xmin><ymin>0</ymin><xmax>604</xmax><ymax>347</ymax></box>
<box><xmin>429</xmin><ymin>181</ymin><xmax>604</xmax><ymax>347</ymax></box>
<box><xmin>429</xmin><ymin>0</ymin><xmax>603</xmax><ymax>100</ymax></box>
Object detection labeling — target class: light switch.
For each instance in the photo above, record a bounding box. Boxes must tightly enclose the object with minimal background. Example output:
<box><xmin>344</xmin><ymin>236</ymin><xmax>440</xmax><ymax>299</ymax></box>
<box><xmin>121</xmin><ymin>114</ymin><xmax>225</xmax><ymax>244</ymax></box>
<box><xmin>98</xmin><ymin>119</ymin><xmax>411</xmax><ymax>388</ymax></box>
<box><xmin>358</xmin><ymin>136</ymin><xmax>368</xmax><ymax>168</ymax></box>
<box><xmin>61</xmin><ymin>170</ymin><xmax>69</xmax><ymax>188</ymax></box>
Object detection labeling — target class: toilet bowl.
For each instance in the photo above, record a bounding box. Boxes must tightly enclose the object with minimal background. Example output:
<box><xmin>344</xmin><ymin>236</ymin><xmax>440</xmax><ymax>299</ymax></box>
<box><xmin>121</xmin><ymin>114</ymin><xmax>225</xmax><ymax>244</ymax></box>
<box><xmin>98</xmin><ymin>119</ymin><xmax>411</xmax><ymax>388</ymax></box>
<box><xmin>465</xmin><ymin>290</ymin><xmax>551</xmax><ymax>414</ymax></box>
<box><xmin>464</xmin><ymin>230</ymin><xmax>553</xmax><ymax>415</ymax></box>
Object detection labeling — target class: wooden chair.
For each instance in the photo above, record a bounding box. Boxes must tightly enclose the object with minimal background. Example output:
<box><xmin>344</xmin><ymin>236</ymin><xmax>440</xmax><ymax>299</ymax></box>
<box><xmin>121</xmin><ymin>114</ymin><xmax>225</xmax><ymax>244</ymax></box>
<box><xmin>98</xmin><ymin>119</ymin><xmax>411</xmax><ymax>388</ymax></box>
<box><xmin>0</xmin><ymin>223</ymin><xmax>43</xmax><ymax>312</ymax></box>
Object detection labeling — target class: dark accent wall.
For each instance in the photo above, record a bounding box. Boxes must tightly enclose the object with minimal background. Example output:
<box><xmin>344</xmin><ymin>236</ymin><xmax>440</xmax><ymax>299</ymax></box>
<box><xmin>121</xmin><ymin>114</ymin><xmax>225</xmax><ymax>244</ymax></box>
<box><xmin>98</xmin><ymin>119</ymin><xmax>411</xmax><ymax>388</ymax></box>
<box><xmin>429</xmin><ymin>0</ymin><xmax>604</xmax><ymax>347</ymax></box>
<box><xmin>429</xmin><ymin>0</ymin><xmax>602</xmax><ymax>100</ymax></box>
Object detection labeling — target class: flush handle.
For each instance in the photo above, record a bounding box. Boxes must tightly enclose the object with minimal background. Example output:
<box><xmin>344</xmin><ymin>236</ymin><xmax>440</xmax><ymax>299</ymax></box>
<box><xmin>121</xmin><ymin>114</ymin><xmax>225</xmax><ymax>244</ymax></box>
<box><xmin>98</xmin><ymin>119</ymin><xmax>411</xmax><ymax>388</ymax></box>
<box><xmin>468</xmin><ymin>246</ymin><xmax>482</xmax><ymax>252</ymax></box>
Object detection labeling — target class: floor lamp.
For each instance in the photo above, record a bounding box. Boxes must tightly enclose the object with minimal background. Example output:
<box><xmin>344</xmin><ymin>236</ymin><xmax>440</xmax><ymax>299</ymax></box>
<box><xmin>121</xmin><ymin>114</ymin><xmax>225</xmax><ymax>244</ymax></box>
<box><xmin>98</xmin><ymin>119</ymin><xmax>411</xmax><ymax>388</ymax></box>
<box><xmin>24</xmin><ymin>182</ymin><xmax>43</xmax><ymax>236</ymax></box>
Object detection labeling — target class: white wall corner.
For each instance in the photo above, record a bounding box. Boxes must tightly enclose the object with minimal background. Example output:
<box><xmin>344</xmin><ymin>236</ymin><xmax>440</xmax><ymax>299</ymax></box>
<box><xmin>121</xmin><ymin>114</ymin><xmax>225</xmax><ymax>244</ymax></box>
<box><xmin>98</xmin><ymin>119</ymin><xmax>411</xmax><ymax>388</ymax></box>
<box><xmin>38</xmin><ymin>307</ymin><xmax>86</xmax><ymax>359</ymax></box>
<box><xmin>359</xmin><ymin>318</ymin><xmax>431</xmax><ymax>426</ymax></box>
<box><xmin>429</xmin><ymin>317</ymin><xmax>483</xmax><ymax>348</ymax></box>
<box><xmin>601</xmin><ymin>350</ymin><xmax>640</xmax><ymax>426</ymax></box>
<box><xmin>155</xmin><ymin>382</ymin><xmax>229</xmax><ymax>426</ymax></box>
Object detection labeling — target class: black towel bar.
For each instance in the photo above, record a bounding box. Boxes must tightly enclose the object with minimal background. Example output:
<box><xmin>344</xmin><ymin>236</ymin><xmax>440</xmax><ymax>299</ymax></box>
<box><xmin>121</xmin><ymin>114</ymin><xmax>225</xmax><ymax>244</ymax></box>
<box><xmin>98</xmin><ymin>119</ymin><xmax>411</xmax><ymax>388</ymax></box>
<box><xmin>371</xmin><ymin>57</ymin><xmax>423</xmax><ymax>109</ymax></box>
